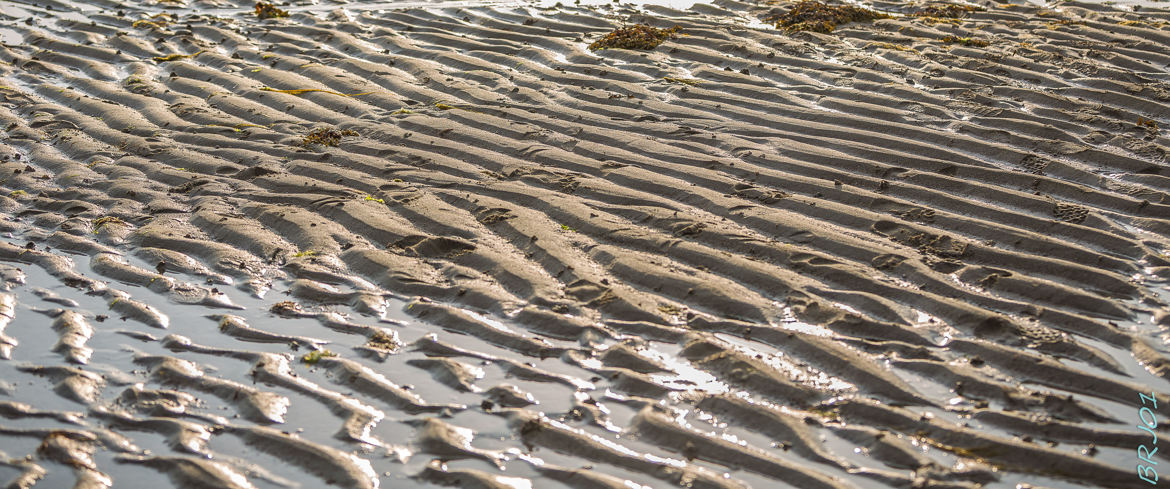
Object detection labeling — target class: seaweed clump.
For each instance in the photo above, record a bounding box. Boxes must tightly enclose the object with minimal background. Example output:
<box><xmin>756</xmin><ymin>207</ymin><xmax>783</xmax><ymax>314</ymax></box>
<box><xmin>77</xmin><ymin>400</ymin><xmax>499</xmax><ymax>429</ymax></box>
<box><xmin>663</xmin><ymin>76</ymin><xmax>702</xmax><ymax>86</ymax></box>
<box><xmin>270</xmin><ymin>300</ymin><xmax>302</xmax><ymax>316</ymax></box>
<box><xmin>152</xmin><ymin>50</ymin><xmax>204</xmax><ymax>63</ymax></box>
<box><xmin>588</xmin><ymin>24</ymin><xmax>681</xmax><ymax>51</ymax></box>
<box><xmin>300</xmin><ymin>127</ymin><xmax>358</xmax><ymax>147</ymax></box>
<box><xmin>766</xmin><ymin>1</ymin><xmax>889</xmax><ymax>33</ymax></box>
<box><xmin>912</xmin><ymin>3</ymin><xmax>982</xmax><ymax>18</ymax></box>
<box><xmin>254</xmin><ymin>2</ymin><xmax>289</xmax><ymax>19</ymax></box>
<box><xmin>940</xmin><ymin>35</ymin><xmax>989</xmax><ymax>47</ymax></box>
<box><xmin>301</xmin><ymin>350</ymin><xmax>336</xmax><ymax>364</ymax></box>
<box><xmin>133</xmin><ymin>14</ymin><xmax>173</xmax><ymax>30</ymax></box>
<box><xmin>92</xmin><ymin>216</ymin><xmax>127</xmax><ymax>234</ymax></box>
<box><xmin>364</xmin><ymin>330</ymin><xmax>399</xmax><ymax>352</ymax></box>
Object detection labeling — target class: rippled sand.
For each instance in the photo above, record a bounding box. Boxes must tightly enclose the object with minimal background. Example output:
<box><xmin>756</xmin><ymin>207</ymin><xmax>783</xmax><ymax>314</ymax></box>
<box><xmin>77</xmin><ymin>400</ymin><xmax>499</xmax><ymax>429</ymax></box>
<box><xmin>0</xmin><ymin>0</ymin><xmax>1169</xmax><ymax>488</ymax></box>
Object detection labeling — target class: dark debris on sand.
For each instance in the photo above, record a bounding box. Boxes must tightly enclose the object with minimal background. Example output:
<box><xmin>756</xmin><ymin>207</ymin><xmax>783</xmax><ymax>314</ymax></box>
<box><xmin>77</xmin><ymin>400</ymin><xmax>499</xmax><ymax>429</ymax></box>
<box><xmin>269</xmin><ymin>300</ymin><xmax>302</xmax><ymax>316</ymax></box>
<box><xmin>911</xmin><ymin>3</ymin><xmax>983</xmax><ymax>18</ymax></box>
<box><xmin>940</xmin><ymin>35</ymin><xmax>990</xmax><ymax>47</ymax></box>
<box><xmin>254</xmin><ymin>2</ymin><xmax>289</xmax><ymax>19</ymax></box>
<box><xmin>765</xmin><ymin>1</ymin><xmax>889</xmax><ymax>33</ymax></box>
<box><xmin>300</xmin><ymin>127</ymin><xmax>359</xmax><ymax>147</ymax></box>
<box><xmin>588</xmin><ymin>24</ymin><xmax>681</xmax><ymax>51</ymax></box>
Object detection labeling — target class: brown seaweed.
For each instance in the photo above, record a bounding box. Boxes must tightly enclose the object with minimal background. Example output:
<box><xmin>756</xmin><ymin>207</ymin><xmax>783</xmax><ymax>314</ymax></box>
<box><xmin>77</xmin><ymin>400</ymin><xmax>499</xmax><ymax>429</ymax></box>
<box><xmin>299</xmin><ymin>127</ymin><xmax>359</xmax><ymax>148</ymax></box>
<box><xmin>588</xmin><ymin>24</ymin><xmax>681</xmax><ymax>51</ymax></box>
<box><xmin>254</xmin><ymin>2</ymin><xmax>289</xmax><ymax>19</ymax></box>
<box><xmin>765</xmin><ymin>1</ymin><xmax>889</xmax><ymax>33</ymax></box>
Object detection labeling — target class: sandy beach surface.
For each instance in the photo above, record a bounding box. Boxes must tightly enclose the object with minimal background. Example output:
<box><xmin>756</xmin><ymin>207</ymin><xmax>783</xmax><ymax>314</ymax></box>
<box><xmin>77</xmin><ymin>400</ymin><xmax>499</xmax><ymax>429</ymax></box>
<box><xmin>1</xmin><ymin>0</ymin><xmax>1170</xmax><ymax>487</ymax></box>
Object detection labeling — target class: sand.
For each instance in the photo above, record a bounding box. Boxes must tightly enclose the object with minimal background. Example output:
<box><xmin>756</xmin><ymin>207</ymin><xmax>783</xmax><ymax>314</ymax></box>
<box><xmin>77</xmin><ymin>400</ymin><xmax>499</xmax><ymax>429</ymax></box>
<box><xmin>0</xmin><ymin>0</ymin><xmax>1169</xmax><ymax>487</ymax></box>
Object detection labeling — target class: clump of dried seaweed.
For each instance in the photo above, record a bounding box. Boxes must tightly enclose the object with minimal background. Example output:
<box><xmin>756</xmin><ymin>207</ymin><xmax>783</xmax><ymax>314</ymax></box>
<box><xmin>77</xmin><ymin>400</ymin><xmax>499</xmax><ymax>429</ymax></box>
<box><xmin>270</xmin><ymin>300</ymin><xmax>302</xmax><ymax>316</ymax></box>
<box><xmin>588</xmin><ymin>24</ymin><xmax>681</xmax><ymax>51</ymax></box>
<box><xmin>765</xmin><ymin>1</ymin><xmax>889</xmax><ymax>33</ymax></box>
<box><xmin>940</xmin><ymin>35</ymin><xmax>989</xmax><ymax>47</ymax></box>
<box><xmin>364</xmin><ymin>331</ymin><xmax>399</xmax><ymax>352</ymax></box>
<box><xmin>301</xmin><ymin>349</ymin><xmax>336</xmax><ymax>364</ymax></box>
<box><xmin>152</xmin><ymin>50</ymin><xmax>204</xmax><ymax>63</ymax></box>
<box><xmin>92</xmin><ymin>216</ymin><xmax>127</xmax><ymax>234</ymax></box>
<box><xmin>299</xmin><ymin>127</ymin><xmax>358</xmax><ymax>147</ymax></box>
<box><xmin>255</xmin><ymin>2</ymin><xmax>289</xmax><ymax>19</ymax></box>
<box><xmin>911</xmin><ymin>3</ymin><xmax>982</xmax><ymax>18</ymax></box>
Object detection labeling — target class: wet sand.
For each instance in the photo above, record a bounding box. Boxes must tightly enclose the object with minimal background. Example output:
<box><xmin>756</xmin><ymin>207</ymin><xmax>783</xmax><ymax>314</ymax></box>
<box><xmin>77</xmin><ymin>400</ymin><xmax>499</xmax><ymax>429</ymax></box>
<box><xmin>1</xmin><ymin>0</ymin><xmax>1170</xmax><ymax>487</ymax></box>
